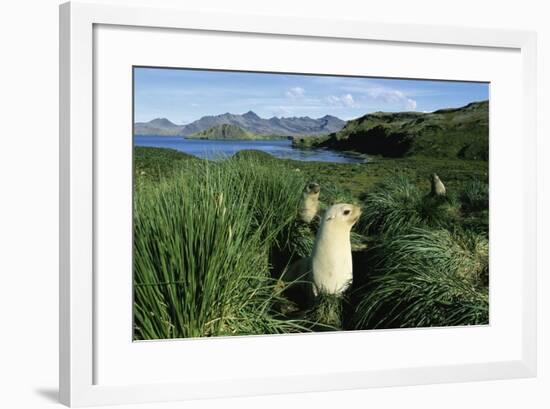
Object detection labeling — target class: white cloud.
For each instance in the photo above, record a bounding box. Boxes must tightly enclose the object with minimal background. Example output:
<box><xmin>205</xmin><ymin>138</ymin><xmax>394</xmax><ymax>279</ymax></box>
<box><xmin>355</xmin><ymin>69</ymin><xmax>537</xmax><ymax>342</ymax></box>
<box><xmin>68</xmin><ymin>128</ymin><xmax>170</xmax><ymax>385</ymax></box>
<box><xmin>325</xmin><ymin>93</ymin><xmax>358</xmax><ymax>108</ymax></box>
<box><xmin>405</xmin><ymin>98</ymin><xmax>417</xmax><ymax>110</ymax></box>
<box><xmin>285</xmin><ymin>86</ymin><xmax>305</xmax><ymax>98</ymax></box>
<box><xmin>341</xmin><ymin>94</ymin><xmax>356</xmax><ymax>107</ymax></box>
<box><xmin>272</xmin><ymin>106</ymin><xmax>292</xmax><ymax>117</ymax></box>
<box><xmin>366</xmin><ymin>88</ymin><xmax>418</xmax><ymax>111</ymax></box>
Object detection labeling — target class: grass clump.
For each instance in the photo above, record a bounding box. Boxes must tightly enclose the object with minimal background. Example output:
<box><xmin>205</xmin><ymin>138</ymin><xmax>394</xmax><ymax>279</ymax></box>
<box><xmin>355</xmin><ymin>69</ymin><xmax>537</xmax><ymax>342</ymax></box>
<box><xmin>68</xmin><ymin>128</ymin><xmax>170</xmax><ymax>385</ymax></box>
<box><xmin>308</xmin><ymin>293</ymin><xmax>344</xmax><ymax>330</ymax></box>
<box><xmin>374</xmin><ymin>227</ymin><xmax>488</xmax><ymax>285</ymax></box>
<box><xmin>359</xmin><ymin>175</ymin><xmax>422</xmax><ymax>235</ymax></box>
<box><xmin>358</xmin><ymin>175</ymin><xmax>460</xmax><ymax>235</ymax></box>
<box><xmin>134</xmin><ymin>146</ymin><xmax>197</xmax><ymax>182</ymax></box>
<box><xmin>352</xmin><ymin>227</ymin><xmax>489</xmax><ymax>329</ymax></box>
<box><xmin>460</xmin><ymin>179</ymin><xmax>489</xmax><ymax>234</ymax></box>
<box><xmin>133</xmin><ymin>156</ymin><xmax>312</xmax><ymax>340</ymax></box>
<box><xmin>353</xmin><ymin>263</ymin><xmax>489</xmax><ymax>329</ymax></box>
<box><xmin>352</xmin><ymin>175</ymin><xmax>489</xmax><ymax>330</ymax></box>
<box><xmin>460</xmin><ymin>179</ymin><xmax>489</xmax><ymax>212</ymax></box>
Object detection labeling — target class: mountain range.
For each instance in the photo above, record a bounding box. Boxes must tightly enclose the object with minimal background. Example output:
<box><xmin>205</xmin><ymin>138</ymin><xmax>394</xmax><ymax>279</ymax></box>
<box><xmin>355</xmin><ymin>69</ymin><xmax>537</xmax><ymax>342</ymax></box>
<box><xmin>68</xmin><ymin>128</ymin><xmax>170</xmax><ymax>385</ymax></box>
<box><xmin>134</xmin><ymin>111</ymin><xmax>346</xmax><ymax>137</ymax></box>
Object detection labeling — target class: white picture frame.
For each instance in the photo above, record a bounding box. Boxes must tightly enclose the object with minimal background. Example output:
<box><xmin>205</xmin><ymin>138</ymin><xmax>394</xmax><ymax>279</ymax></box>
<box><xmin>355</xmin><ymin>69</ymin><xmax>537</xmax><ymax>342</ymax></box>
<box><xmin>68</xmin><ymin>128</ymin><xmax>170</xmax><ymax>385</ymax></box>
<box><xmin>59</xmin><ymin>1</ymin><xmax>538</xmax><ymax>407</ymax></box>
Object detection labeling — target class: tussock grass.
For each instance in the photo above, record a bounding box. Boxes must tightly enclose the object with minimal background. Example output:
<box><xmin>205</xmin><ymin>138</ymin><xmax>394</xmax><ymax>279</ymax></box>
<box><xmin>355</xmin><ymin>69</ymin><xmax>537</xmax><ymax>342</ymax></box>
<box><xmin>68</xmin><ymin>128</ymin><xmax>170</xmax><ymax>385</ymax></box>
<box><xmin>418</xmin><ymin>194</ymin><xmax>461</xmax><ymax>227</ymax></box>
<box><xmin>460</xmin><ymin>179</ymin><xmax>489</xmax><ymax>213</ymax></box>
<box><xmin>359</xmin><ymin>175</ymin><xmax>460</xmax><ymax>235</ymax></box>
<box><xmin>134</xmin><ymin>146</ymin><xmax>197</xmax><ymax>182</ymax></box>
<box><xmin>308</xmin><ymin>293</ymin><xmax>344</xmax><ymax>330</ymax></box>
<box><xmin>373</xmin><ymin>227</ymin><xmax>488</xmax><ymax>284</ymax></box>
<box><xmin>351</xmin><ymin>176</ymin><xmax>489</xmax><ymax>330</ymax></box>
<box><xmin>133</xmin><ymin>157</ymin><xmax>312</xmax><ymax>339</ymax></box>
<box><xmin>353</xmin><ymin>263</ymin><xmax>489</xmax><ymax>329</ymax></box>
<box><xmin>134</xmin><ymin>147</ymin><xmax>490</xmax><ymax>336</ymax></box>
<box><xmin>352</xmin><ymin>227</ymin><xmax>489</xmax><ymax>329</ymax></box>
<box><xmin>460</xmin><ymin>179</ymin><xmax>489</xmax><ymax>234</ymax></box>
<box><xmin>320</xmin><ymin>183</ymin><xmax>360</xmax><ymax>208</ymax></box>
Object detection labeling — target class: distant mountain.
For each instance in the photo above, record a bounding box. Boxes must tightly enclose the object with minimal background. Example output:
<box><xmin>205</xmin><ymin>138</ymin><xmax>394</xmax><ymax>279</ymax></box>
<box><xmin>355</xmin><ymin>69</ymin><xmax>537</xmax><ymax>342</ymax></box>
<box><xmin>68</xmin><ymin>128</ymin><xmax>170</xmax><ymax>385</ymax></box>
<box><xmin>149</xmin><ymin>118</ymin><xmax>178</xmax><ymax>128</ymax></box>
<box><xmin>133</xmin><ymin>111</ymin><xmax>346</xmax><ymax>137</ymax></box>
<box><xmin>187</xmin><ymin>124</ymin><xmax>272</xmax><ymax>140</ymax></box>
<box><xmin>134</xmin><ymin>118</ymin><xmax>181</xmax><ymax>136</ymax></box>
<box><xmin>293</xmin><ymin>101</ymin><xmax>489</xmax><ymax>160</ymax></box>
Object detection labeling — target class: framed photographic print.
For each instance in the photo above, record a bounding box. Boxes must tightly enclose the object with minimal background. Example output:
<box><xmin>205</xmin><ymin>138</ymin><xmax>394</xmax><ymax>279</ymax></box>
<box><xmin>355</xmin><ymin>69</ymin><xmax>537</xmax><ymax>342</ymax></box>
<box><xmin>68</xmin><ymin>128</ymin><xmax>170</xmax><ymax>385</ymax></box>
<box><xmin>59</xmin><ymin>1</ymin><xmax>537</xmax><ymax>407</ymax></box>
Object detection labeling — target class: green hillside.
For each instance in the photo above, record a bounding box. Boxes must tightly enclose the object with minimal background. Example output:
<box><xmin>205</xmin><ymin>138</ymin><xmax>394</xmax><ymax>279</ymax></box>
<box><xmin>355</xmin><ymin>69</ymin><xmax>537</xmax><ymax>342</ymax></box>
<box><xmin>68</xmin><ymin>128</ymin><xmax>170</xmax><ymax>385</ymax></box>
<box><xmin>187</xmin><ymin>123</ymin><xmax>281</xmax><ymax>140</ymax></box>
<box><xmin>294</xmin><ymin>101</ymin><xmax>489</xmax><ymax>160</ymax></box>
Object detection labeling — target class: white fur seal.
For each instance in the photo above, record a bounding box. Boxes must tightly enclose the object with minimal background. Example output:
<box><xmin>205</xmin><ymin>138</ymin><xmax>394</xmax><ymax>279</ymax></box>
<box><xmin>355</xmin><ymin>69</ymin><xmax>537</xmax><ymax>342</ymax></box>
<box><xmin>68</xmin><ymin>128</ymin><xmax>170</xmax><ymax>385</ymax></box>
<box><xmin>311</xmin><ymin>203</ymin><xmax>361</xmax><ymax>295</ymax></box>
<box><xmin>299</xmin><ymin>182</ymin><xmax>320</xmax><ymax>223</ymax></box>
<box><xmin>430</xmin><ymin>173</ymin><xmax>446</xmax><ymax>196</ymax></box>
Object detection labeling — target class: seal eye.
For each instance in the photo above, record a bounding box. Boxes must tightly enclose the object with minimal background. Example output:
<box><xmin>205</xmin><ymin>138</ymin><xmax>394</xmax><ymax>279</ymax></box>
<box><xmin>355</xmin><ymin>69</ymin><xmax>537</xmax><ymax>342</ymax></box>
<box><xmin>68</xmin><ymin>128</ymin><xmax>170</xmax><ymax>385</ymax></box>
<box><xmin>343</xmin><ymin>209</ymin><xmax>351</xmax><ymax>216</ymax></box>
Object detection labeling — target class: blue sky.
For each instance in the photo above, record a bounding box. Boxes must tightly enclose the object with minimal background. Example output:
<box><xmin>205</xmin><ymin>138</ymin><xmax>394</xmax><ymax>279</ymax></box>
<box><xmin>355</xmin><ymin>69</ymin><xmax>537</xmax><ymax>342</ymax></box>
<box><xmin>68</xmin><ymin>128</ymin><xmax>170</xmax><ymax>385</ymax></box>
<box><xmin>134</xmin><ymin>67</ymin><xmax>489</xmax><ymax>124</ymax></box>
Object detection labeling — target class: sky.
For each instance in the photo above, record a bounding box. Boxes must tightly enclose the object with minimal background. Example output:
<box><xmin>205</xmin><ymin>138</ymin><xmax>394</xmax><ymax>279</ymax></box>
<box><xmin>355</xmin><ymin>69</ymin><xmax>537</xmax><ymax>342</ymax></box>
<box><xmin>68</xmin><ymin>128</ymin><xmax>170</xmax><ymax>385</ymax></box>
<box><xmin>134</xmin><ymin>67</ymin><xmax>489</xmax><ymax>124</ymax></box>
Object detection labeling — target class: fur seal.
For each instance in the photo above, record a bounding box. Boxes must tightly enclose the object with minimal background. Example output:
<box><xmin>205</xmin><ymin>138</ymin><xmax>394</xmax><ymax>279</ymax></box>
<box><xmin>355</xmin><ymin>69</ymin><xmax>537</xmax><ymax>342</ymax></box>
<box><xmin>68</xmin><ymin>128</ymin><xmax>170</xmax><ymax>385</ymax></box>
<box><xmin>311</xmin><ymin>203</ymin><xmax>361</xmax><ymax>295</ymax></box>
<box><xmin>430</xmin><ymin>173</ymin><xmax>446</xmax><ymax>197</ymax></box>
<box><xmin>299</xmin><ymin>182</ymin><xmax>320</xmax><ymax>223</ymax></box>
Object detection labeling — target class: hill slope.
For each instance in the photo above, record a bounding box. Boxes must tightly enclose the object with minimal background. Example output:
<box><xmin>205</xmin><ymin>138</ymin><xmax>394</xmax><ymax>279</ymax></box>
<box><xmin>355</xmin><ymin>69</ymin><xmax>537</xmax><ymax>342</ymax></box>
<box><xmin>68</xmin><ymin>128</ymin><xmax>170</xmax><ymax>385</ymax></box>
<box><xmin>294</xmin><ymin>101</ymin><xmax>489</xmax><ymax>160</ymax></box>
<box><xmin>187</xmin><ymin>124</ymin><xmax>267</xmax><ymax>140</ymax></box>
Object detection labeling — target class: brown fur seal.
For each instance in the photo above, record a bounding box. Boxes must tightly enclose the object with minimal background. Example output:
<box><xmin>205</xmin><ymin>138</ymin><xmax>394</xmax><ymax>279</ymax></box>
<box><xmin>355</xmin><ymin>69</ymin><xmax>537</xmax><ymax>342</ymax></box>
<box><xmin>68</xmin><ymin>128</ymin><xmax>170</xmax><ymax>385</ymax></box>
<box><xmin>430</xmin><ymin>173</ymin><xmax>446</xmax><ymax>197</ymax></box>
<box><xmin>311</xmin><ymin>203</ymin><xmax>361</xmax><ymax>295</ymax></box>
<box><xmin>299</xmin><ymin>182</ymin><xmax>320</xmax><ymax>223</ymax></box>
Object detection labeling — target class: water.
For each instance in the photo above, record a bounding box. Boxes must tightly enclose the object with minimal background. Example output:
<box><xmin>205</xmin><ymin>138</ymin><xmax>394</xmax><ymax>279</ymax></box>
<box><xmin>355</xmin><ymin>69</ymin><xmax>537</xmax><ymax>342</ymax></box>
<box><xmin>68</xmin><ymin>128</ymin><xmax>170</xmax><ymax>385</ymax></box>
<box><xmin>134</xmin><ymin>136</ymin><xmax>364</xmax><ymax>164</ymax></box>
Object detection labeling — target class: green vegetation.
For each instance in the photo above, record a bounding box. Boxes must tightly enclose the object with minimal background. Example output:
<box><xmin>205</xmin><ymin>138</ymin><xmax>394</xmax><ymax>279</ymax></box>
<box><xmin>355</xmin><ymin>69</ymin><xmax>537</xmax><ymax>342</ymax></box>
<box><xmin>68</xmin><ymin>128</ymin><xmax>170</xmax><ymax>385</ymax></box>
<box><xmin>350</xmin><ymin>175</ymin><xmax>489</xmax><ymax>329</ymax></box>
<box><xmin>293</xmin><ymin>101</ymin><xmax>488</xmax><ymax>160</ymax></box>
<box><xmin>290</xmin><ymin>134</ymin><xmax>331</xmax><ymax>148</ymax></box>
<box><xmin>353</xmin><ymin>236</ymin><xmax>489</xmax><ymax>329</ymax></box>
<box><xmin>133</xmin><ymin>154</ymin><xmax>313</xmax><ymax>339</ymax></box>
<box><xmin>358</xmin><ymin>175</ymin><xmax>461</xmax><ymax>235</ymax></box>
<box><xmin>134</xmin><ymin>144</ymin><xmax>489</xmax><ymax>339</ymax></box>
<box><xmin>134</xmin><ymin>147</ymin><xmax>198</xmax><ymax>181</ymax></box>
<box><xmin>187</xmin><ymin>123</ymin><xmax>286</xmax><ymax>140</ymax></box>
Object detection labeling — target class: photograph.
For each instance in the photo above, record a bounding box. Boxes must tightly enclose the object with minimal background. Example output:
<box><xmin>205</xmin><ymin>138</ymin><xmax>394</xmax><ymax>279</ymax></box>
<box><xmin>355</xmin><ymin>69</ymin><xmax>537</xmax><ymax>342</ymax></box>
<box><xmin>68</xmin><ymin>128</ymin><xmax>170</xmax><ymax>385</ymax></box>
<box><xmin>132</xmin><ymin>67</ymin><xmax>490</xmax><ymax>340</ymax></box>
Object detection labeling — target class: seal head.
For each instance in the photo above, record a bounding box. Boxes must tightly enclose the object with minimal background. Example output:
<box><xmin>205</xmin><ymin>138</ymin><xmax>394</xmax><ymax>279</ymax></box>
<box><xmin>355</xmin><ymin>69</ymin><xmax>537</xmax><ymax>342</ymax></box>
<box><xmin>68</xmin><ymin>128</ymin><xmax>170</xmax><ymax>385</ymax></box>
<box><xmin>299</xmin><ymin>182</ymin><xmax>320</xmax><ymax>223</ymax></box>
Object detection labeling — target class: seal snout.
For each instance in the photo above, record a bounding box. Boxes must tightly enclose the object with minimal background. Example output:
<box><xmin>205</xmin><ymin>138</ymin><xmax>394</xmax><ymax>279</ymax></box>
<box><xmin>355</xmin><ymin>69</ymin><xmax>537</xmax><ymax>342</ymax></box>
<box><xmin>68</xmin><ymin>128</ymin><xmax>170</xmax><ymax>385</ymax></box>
<box><xmin>344</xmin><ymin>204</ymin><xmax>362</xmax><ymax>225</ymax></box>
<box><xmin>351</xmin><ymin>206</ymin><xmax>362</xmax><ymax>224</ymax></box>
